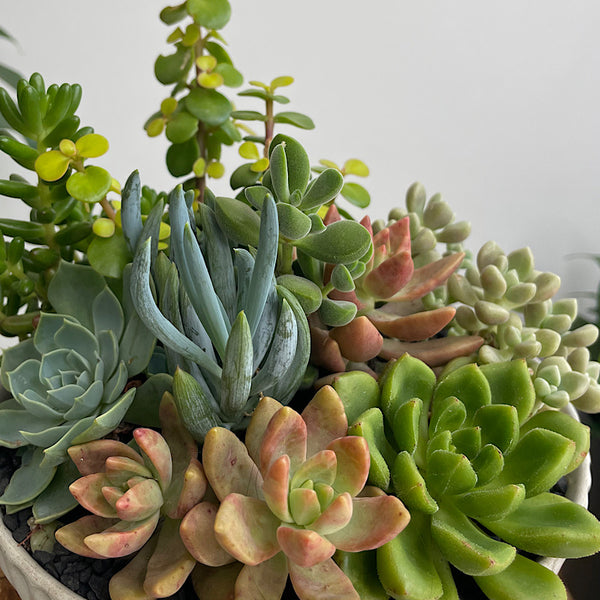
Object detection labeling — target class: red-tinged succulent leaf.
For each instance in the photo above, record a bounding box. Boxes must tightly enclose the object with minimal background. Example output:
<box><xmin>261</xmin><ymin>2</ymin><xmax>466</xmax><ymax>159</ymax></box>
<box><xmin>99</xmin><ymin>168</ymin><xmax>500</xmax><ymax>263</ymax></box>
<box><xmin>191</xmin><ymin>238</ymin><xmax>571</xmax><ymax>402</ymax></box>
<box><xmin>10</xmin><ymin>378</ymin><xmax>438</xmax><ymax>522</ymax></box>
<box><xmin>323</xmin><ymin>204</ymin><xmax>341</xmax><ymax>225</ymax></box>
<box><xmin>387</xmin><ymin>216</ymin><xmax>411</xmax><ymax>255</ymax></box>
<box><xmin>68</xmin><ymin>440</ymin><xmax>144</xmax><ymax>475</ymax></box>
<box><xmin>310</xmin><ymin>492</ymin><xmax>353</xmax><ymax>536</ymax></box>
<box><xmin>143</xmin><ymin>517</ymin><xmax>196</xmax><ymax>598</ymax></box>
<box><xmin>288</xmin><ymin>557</ymin><xmax>359</xmax><ymax>600</ymax></box>
<box><xmin>234</xmin><ymin>553</ymin><xmax>289</xmax><ymax>600</ymax></box>
<box><xmin>358</xmin><ymin>485</ymin><xmax>387</xmax><ymax>497</ymax></box>
<box><xmin>214</xmin><ymin>494</ymin><xmax>280</xmax><ymax>565</ymax></box>
<box><xmin>105</xmin><ymin>456</ymin><xmax>153</xmax><ymax>487</ymax></box>
<box><xmin>102</xmin><ymin>486</ymin><xmax>124</xmax><ymax>509</ymax></box>
<box><xmin>301</xmin><ymin>386</ymin><xmax>348</xmax><ymax>457</ymax></box>
<box><xmin>166</xmin><ymin>457</ymin><xmax>207</xmax><ymax>519</ymax></box>
<box><xmin>115</xmin><ymin>478</ymin><xmax>164</xmax><ymax>521</ymax></box>
<box><xmin>289</xmin><ymin>488</ymin><xmax>322</xmax><ymax>526</ymax></box>
<box><xmin>263</xmin><ymin>454</ymin><xmax>292</xmax><ymax>522</ymax></box>
<box><xmin>327</xmin><ymin>495</ymin><xmax>410</xmax><ymax>551</ymax></box>
<box><xmin>69</xmin><ymin>473</ymin><xmax>117</xmax><ymax>518</ymax></box>
<box><xmin>359</xmin><ymin>214</ymin><xmax>373</xmax><ymax>237</ymax></box>
<box><xmin>55</xmin><ymin>515</ymin><xmax>118</xmax><ymax>559</ymax></box>
<box><xmin>203</xmin><ymin>427</ymin><xmax>263</xmax><ymax>501</ymax></box>
<box><xmin>379</xmin><ymin>335</ymin><xmax>484</xmax><ymax>367</ymax></box>
<box><xmin>329</xmin><ymin>317</ymin><xmax>383</xmax><ymax>363</ymax></box>
<box><xmin>328</xmin><ymin>288</ymin><xmax>369</xmax><ymax>311</ymax></box>
<box><xmin>309</xmin><ymin>325</ymin><xmax>347</xmax><ymax>373</ymax></box>
<box><xmin>368</xmin><ymin>306</ymin><xmax>456</xmax><ymax>342</ymax></box>
<box><xmin>363</xmin><ymin>251</ymin><xmax>414</xmax><ymax>300</ymax></box>
<box><xmin>372</xmin><ymin>244</ymin><xmax>388</xmax><ymax>267</ymax></box>
<box><xmin>192</xmin><ymin>562</ymin><xmax>243</xmax><ymax>600</ymax></box>
<box><xmin>277</xmin><ymin>526</ymin><xmax>336</xmax><ymax>567</ymax></box>
<box><xmin>133</xmin><ymin>428</ymin><xmax>173</xmax><ymax>491</ymax></box>
<box><xmin>327</xmin><ymin>436</ymin><xmax>370</xmax><ymax>496</ymax></box>
<box><xmin>389</xmin><ymin>252</ymin><xmax>465</xmax><ymax>302</ymax></box>
<box><xmin>245</xmin><ymin>396</ymin><xmax>284</xmax><ymax>466</ymax></box>
<box><xmin>108</xmin><ymin>533</ymin><xmax>157</xmax><ymax>600</ymax></box>
<box><xmin>180</xmin><ymin>502</ymin><xmax>235</xmax><ymax>566</ymax></box>
<box><xmin>260</xmin><ymin>407</ymin><xmax>307</xmax><ymax>475</ymax></box>
<box><xmin>291</xmin><ymin>450</ymin><xmax>337</xmax><ymax>489</ymax></box>
<box><xmin>84</xmin><ymin>511</ymin><xmax>160</xmax><ymax>558</ymax></box>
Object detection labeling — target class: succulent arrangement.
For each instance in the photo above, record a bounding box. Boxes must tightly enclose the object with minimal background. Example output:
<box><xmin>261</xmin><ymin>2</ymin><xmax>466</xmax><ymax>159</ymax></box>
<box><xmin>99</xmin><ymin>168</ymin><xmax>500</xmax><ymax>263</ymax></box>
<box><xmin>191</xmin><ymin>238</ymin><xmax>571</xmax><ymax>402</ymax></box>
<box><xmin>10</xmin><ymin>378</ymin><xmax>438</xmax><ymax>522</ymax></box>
<box><xmin>0</xmin><ymin>2</ymin><xmax>599</xmax><ymax>600</ymax></box>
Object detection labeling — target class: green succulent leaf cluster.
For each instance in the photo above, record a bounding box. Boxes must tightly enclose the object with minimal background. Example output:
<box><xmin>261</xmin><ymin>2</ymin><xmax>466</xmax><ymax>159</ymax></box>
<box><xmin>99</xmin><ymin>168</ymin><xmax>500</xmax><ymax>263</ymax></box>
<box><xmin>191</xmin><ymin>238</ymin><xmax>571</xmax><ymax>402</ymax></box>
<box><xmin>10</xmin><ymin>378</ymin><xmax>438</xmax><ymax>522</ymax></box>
<box><xmin>0</xmin><ymin>262</ymin><xmax>155</xmax><ymax>523</ymax></box>
<box><xmin>332</xmin><ymin>357</ymin><xmax>600</xmax><ymax>600</ymax></box>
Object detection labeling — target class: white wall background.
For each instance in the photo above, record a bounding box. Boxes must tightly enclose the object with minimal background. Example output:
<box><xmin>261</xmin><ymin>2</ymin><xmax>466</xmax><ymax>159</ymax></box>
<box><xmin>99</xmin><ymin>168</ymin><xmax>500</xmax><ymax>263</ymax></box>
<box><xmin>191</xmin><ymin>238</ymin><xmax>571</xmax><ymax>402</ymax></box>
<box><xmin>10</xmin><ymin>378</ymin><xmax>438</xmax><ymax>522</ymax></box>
<box><xmin>1</xmin><ymin>0</ymin><xmax>599</xmax><ymax>310</ymax></box>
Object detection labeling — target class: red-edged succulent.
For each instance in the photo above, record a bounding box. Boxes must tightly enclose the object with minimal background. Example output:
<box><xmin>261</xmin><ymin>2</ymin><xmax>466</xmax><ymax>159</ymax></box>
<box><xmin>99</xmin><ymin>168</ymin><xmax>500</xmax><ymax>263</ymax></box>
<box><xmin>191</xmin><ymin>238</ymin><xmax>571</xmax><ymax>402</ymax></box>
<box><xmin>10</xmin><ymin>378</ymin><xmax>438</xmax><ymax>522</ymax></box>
<box><xmin>180</xmin><ymin>386</ymin><xmax>410</xmax><ymax>600</ymax></box>
<box><xmin>311</xmin><ymin>207</ymin><xmax>481</xmax><ymax>373</ymax></box>
<box><xmin>55</xmin><ymin>393</ymin><xmax>206</xmax><ymax>599</ymax></box>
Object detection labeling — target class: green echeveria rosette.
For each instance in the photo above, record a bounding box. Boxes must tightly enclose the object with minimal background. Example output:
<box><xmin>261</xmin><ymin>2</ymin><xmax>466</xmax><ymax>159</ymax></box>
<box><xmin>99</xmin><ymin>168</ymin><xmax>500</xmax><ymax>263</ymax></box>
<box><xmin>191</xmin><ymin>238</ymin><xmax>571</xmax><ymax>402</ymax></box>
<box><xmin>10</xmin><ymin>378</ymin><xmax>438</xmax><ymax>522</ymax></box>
<box><xmin>0</xmin><ymin>261</ymin><xmax>155</xmax><ymax>523</ymax></box>
<box><xmin>331</xmin><ymin>356</ymin><xmax>600</xmax><ymax>600</ymax></box>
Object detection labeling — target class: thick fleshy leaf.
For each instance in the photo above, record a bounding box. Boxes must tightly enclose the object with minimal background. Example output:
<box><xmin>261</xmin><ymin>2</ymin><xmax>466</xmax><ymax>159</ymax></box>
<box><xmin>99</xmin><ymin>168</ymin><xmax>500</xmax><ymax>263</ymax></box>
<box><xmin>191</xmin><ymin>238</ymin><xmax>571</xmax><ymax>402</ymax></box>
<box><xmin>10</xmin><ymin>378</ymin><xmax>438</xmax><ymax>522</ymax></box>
<box><xmin>115</xmin><ymin>478</ymin><xmax>164</xmax><ymax>521</ymax></box>
<box><xmin>291</xmin><ymin>450</ymin><xmax>337</xmax><ymax>490</ymax></box>
<box><xmin>289</xmin><ymin>488</ymin><xmax>321</xmax><ymax>526</ymax></box>
<box><xmin>391</xmin><ymin>451</ymin><xmax>438</xmax><ymax>514</ymax></box>
<box><xmin>68</xmin><ymin>439</ymin><xmax>143</xmax><ymax>475</ymax></box>
<box><xmin>108</xmin><ymin>534</ymin><xmax>157</xmax><ymax>600</ymax></box>
<box><xmin>427</xmin><ymin>449</ymin><xmax>478</xmax><ymax>497</ymax></box>
<box><xmin>69</xmin><ymin>473</ymin><xmax>117</xmax><ymax>518</ymax></box>
<box><xmin>260</xmin><ymin>407</ymin><xmax>307</xmax><ymax>475</ymax></box>
<box><xmin>454</xmin><ymin>484</ymin><xmax>525</xmax><ymax>521</ymax></box>
<box><xmin>289</xmin><ymin>558</ymin><xmax>359</xmax><ymax>600</ymax></box>
<box><xmin>133</xmin><ymin>428</ymin><xmax>172</xmax><ymax>491</ymax></box>
<box><xmin>203</xmin><ymin>427</ymin><xmax>263</xmax><ymax>501</ymax></box>
<box><xmin>327</xmin><ymin>436</ymin><xmax>370</xmax><ymax>496</ymax></box>
<box><xmin>187</xmin><ymin>0</ymin><xmax>231</xmax><ymax>29</ymax></box>
<box><xmin>55</xmin><ymin>514</ymin><xmax>118</xmax><ymax>559</ymax></box>
<box><xmin>0</xmin><ymin>447</ymin><xmax>56</xmax><ymax>505</ymax></box>
<box><xmin>154</xmin><ymin>47</ymin><xmax>191</xmax><ymax>85</ymax></box>
<box><xmin>368</xmin><ymin>306</ymin><xmax>456</xmax><ymax>342</ymax></box>
<box><xmin>309</xmin><ymin>326</ymin><xmax>347</xmax><ymax>373</ymax></box>
<box><xmin>301</xmin><ymin>386</ymin><xmax>348</xmax><ymax>457</ymax></box>
<box><xmin>363</xmin><ymin>251</ymin><xmax>414</xmax><ymax>299</ymax></box>
<box><xmin>180</xmin><ymin>501</ymin><xmax>235</xmax><ymax>566</ymax></box>
<box><xmin>192</xmin><ymin>562</ymin><xmax>243</xmax><ymax>600</ymax></box>
<box><xmin>87</xmin><ymin>231</ymin><xmax>132</xmax><ymax>279</ymax></box>
<box><xmin>104</xmin><ymin>456</ymin><xmax>153</xmax><ymax>487</ymax></box>
<box><xmin>245</xmin><ymin>396</ymin><xmax>283</xmax><ymax>465</ymax></box>
<box><xmin>168</xmin><ymin>458</ymin><xmax>207</xmax><ymax>519</ymax></box>
<box><xmin>277</xmin><ymin>526</ymin><xmax>335</xmax><ymax>567</ymax></box>
<box><xmin>32</xmin><ymin>459</ymin><xmax>80</xmax><ymax>524</ymax></box>
<box><xmin>66</xmin><ymin>165</ymin><xmax>112</xmax><ymax>203</ymax></box>
<box><xmin>310</xmin><ymin>492</ymin><xmax>353</xmax><ymax>536</ymax></box>
<box><xmin>329</xmin><ymin>317</ymin><xmax>383</xmax><ymax>363</ymax></box>
<box><xmin>214</xmin><ymin>494</ymin><xmax>280</xmax><ymax>565</ymax></box>
<box><xmin>185</xmin><ymin>87</ymin><xmax>232</xmax><ymax>126</ymax></box>
<box><xmin>327</xmin><ymin>495</ymin><xmax>409</xmax><ymax>552</ymax></box>
<box><xmin>234</xmin><ymin>553</ymin><xmax>289</xmax><ymax>600</ymax></box>
<box><xmin>263</xmin><ymin>454</ymin><xmax>292</xmax><ymax>522</ymax></box>
<box><xmin>0</xmin><ymin>408</ymin><xmax>60</xmax><ymax>448</ymax></box>
<box><xmin>84</xmin><ymin>511</ymin><xmax>160</xmax><ymax>558</ymax></box>
<box><xmin>334</xmin><ymin>550</ymin><xmax>387</xmax><ymax>600</ymax></box>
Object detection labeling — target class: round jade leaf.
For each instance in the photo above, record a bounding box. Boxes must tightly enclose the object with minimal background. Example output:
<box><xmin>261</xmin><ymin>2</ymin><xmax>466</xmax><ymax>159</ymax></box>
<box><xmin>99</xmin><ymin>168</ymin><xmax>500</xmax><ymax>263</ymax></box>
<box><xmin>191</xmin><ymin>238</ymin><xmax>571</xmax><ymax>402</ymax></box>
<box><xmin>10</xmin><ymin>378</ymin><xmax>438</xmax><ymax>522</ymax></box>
<box><xmin>187</xmin><ymin>0</ymin><xmax>231</xmax><ymax>29</ymax></box>
<box><xmin>87</xmin><ymin>229</ymin><xmax>131</xmax><ymax>279</ymax></box>
<box><xmin>184</xmin><ymin>88</ymin><xmax>232</xmax><ymax>126</ymax></box>
<box><xmin>215</xmin><ymin>63</ymin><xmax>243</xmax><ymax>88</ymax></box>
<box><xmin>35</xmin><ymin>150</ymin><xmax>70</xmax><ymax>182</ymax></box>
<box><xmin>341</xmin><ymin>182</ymin><xmax>371</xmax><ymax>208</ymax></box>
<box><xmin>75</xmin><ymin>133</ymin><xmax>109</xmax><ymax>159</ymax></box>
<box><xmin>155</xmin><ymin>47</ymin><xmax>192</xmax><ymax>85</ymax></box>
<box><xmin>166</xmin><ymin>138</ymin><xmax>200</xmax><ymax>177</ymax></box>
<box><xmin>273</xmin><ymin>111</ymin><xmax>315</xmax><ymax>130</ymax></box>
<box><xmin>165</xmin><ymin>110</ymin><xmax>199</xmax><ymax>144</ymax></box>
<box><xmin>66</xmin><ymin>166</ymin><xmax>112</xmax><ymax>203</ymax></box>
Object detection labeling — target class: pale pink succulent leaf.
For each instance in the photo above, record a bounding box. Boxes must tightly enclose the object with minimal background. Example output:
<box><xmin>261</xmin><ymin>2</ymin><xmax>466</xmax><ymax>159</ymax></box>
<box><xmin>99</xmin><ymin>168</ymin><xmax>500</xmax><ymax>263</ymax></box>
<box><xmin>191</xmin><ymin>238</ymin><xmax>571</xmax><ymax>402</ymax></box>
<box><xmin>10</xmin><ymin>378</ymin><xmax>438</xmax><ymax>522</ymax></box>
<box><xmin>310</xmin><ymin>492</ymin><xmax>353</xmax><ymax>536</ymax></box>
<box><xmin>327</xmin><ymin>436</ymin><xmax>370</xmax><ymax>496</ymax></box>
<box><xmin>234</xmin><ymin>553</ymin><xmax>289</xmax><ymax>600</ymax></box>
<box><xmin>165</xmin><ymin>457</ymin><xmax>207</xmax><ymax>519</ymax></box>
<box><xmin>289</xmin><ymin>488</ymin><xmax>321</xmax><ymax>526</ymax></box>
<box><xmin>386</xmin><ymin>216</ymin><xmax>411</xmax><ymax>255</ymax></box>
<box><xmin>288</xmin><ymin>557</ymin><xmax>359</xmax><ymax>600</ymax></box>
<box><xmin>69</xmin><ymin>473</ymin><xmax>117</xmax><ymax>518</ymax></box>
<box><xmin>180</xmin><ymin>501</ymin><xmax>236</xmax><ymax>567</ymax></box>
<box><xmin>291</xmin><ymin>450</ymin><xmax>337</xmax><ymax>490</ymax></box>
<box><xmin>389</xmin><ymin>252</ymin><xmax>465</xmax><ymax>302</ymax></box>
<box><xmin>203</xmin><ymin>427</ymin><xmax>263</xmax><ymax>501</ymax></box>
<box><xmin>84</xmin><ymin>510</ymin><xmax>160</xmax><ymax>558</ymax></box>
<box><xmin>263</xmin><ymin>454</ymin><xmax>293</xmax><ymax>522</ymax></box>
<box><xmin>327</xmin><ymin>495</ymin><xmax>410</xmax><ymax>551</ymax></box>
<box><xmin>192</xmin><ymin>562</ymin><xmax>243</xmax><ymax>600</ymax></box>
<box><xmin>260</xmin><ymin>406</ymin><xmax>307</xmax><ymax>476</ymax></box>
<box><xmin>102</xmin><ymin>485</ymin><xmax>124</xmax><ymax>509</ymax></box>
<box><xmin>328</xmin><ymin>316</ymin><xmax>383</xmax><ymax>363</ymax></box>
<box><xmin>301</xmin><ymin>386</ymin><xmax>347</xmax><ymax>458</ymax></box>
<box><xmin>363</xmin><ymin>251</ymin><xmax>414</xmax><ymax>300</ymax></box>
<box><xmin>68</xmin><ymin>440</ymin><xmax>143</xmax><ymax>475</ymax></box>
<box><xmin>104</xmin><ymin>456</ymin><xmax>153</xmax><ymax>487</ymax></box>
<box><xmin>309</xmin><ymin>325</ymin><xmax>347</xmax><ymax>373</ymax></box>
<box><xmin>323</xmin><ymin>204</ymin><xmax>341</xmax><ymax>225</ymax></box>
<box><xmin>55</xmin><ymin>514</ymin><xmax>118</xmax><ymax>559</ymax></box>
<box><xmin>108</xmin><ymin>533</ymin><xmax>157</xmax><ymax>600</ymax></box>
<box><xmin>133</xmin><ymin>428</ymin><xmax>173</xmax><ymax>491</ymax></box>
<box><xmin>245</xmin><ymin>396</ymin><xmax>284</xmax><ymax>465</ymax></box>
<box><xmin>115</xmin><ymin>478</ymin><xmax>164</xmax><ymax>521</ymax></box>
<box><xmin>214</xmin><ymin>493</ymin><xmax>280</xmax><ymax>566</ymax></box>
<box><xmin>143</xmin><ymin>517</ymin><xmax>196</xmax><ymax>598</ymax></box>
<box><xmin>277</xmin><ymin>525</ymin><xmax>336</xmax><ymax>567</ymax></box>
<box><xmin>367</xmin><ymin>306</ymin><xmax>456</xmax><ymax>342</ymax></box>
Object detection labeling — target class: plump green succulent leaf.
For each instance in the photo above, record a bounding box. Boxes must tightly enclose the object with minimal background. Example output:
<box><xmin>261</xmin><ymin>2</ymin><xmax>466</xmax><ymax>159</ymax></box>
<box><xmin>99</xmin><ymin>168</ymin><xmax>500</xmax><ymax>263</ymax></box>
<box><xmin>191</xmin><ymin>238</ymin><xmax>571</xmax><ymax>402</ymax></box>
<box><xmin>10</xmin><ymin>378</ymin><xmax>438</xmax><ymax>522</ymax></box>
<box><xmin>334</xmin><ymin>550</ymin><xmax>388</xmax><ymax>600</ymax></box>
<box><xmin>214</xmin><ymin>196</ymin><xmax>260</xmax><ymax>246</ymax></box>
<box><xmin>427</xmin><ymin>449</ymin><xmax>477</xmax><ymax>497</ymax></box>
<box><xmin>431</xmin><ymin>502</ymin><xmax>516</xmax><ymax>576</ymax></box>
<box><xmin>269</xmin><ymin>143</ymin><xmax>289</xmax><ymax>203</ymax></box>
<box><xmin>272</xmin><ymin>111</ymin><xmax>314</xmax><ymax>129</ymax></box>
<box><xmin>269</xmin><ymin>134</ymin><xmax>310</xmax><ymax>194</ymax></box>
<box><xmin>155</xmin><ymin>47</ymin><xmax>192</xmax><ymax>84</ymax></box>
<box><xmin>166</xmin><ymin>137</ymin><xmax>199</xmax><ymax>177</ymax></box>
<box><xmin>185</xmin><ymin>87</ymin><xmax>232</xmax><ymax>126</ymax></box>
<box><xmin>451</xmin><ymin>426</ymin><xmax>482</xmax><ymax>460</ymax></box>
<box><xmin>453</xmin><ymin>484</ymin><xmax>525</xmax><ymax>522</ymax></box>
<box><xmin>318</xmin><ymin>297</ymin><xmax>357</xmax><ymax>328</ymax></box>
<box><xmin>391</xmin><ymin>398</ymin><xmax>423</xmax><ymax>454</ymax></box>
<box><xmin>277</xmin><ymin>202</ymin><xmax>312</xmax><ymax>240</ymax></box>
<box><xmin>121</xmin><ymin>171</ymin><xmax>143</xmax><ymax>254</ymax></box>
<box><xmin>187</xmin><ymin>0</ymin><xmax>231</xmax><ymax>29</ymax></box>
<box><xmin>474</xmin><ymin>404</ymin><xmax>520</xmax><ymax>454</ymax></box>
<box><xmin>66</xmin><ymin>166</ymin><xmax>112</xmax><ymax>204</ymax></box>
<box><xmin>299</xmin><ymin>168</ymin><xmax>344</xmax><ymax>210</ymax></box>
<box><xmin>333</xmin><ymin>371</ymin><xmax>380</xmax><ymax>426</ymax></box>
<box><xmin>295</xmin><ymin>220</ymin><xmax>371</xmax><ymax>265</ymax></box>
<box><xmin>392</xmin><ymin>451</ymin><xmax>438</xmax><ymax>513</ymax></box>
<box><xmin>276</xmin><ymin>274</ymin><xmax>321</xmax><ymax>315</ymax></box>
<box><xmin>473</xmin><ymin>554</ymin><xmax>567</xmax><ymax>600</ymax></box>
<box><xmin>429</xmin><ymin>396</ymin><xmax>467</xmax><ymax>437</ymax></box>
<box><xmin>87</xmin><ymin>229</ymin><xmax>131</xmax><ymax>279</ymax></box>
<box><xmin>471</xmin><ymin>444</ymin><xmax>504</xmax><ymax>486</ymax></box>
<box><xmin>341</xmin><ymin>182</ymin><xmax>371</xmax><ymax>208</ymax></box>
<box><xmin>480</xmin><ymin>492</ymin><xmax>600</xmax><ymax>558</ymax></box>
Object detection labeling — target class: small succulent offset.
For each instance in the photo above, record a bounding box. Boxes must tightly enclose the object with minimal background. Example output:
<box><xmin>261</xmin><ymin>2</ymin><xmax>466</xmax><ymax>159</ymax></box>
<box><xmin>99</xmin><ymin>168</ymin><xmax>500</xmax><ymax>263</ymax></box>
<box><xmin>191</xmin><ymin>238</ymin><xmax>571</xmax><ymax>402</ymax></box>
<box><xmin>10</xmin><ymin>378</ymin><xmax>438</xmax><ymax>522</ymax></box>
<box><xmin>180</xmin><ymin>386</ymin><xmax>410</xmax><ymax>600</ymax></box>
<box><xmin>332</xmin><ymin>356</ymin><xmax>600</xmax><ymax>600</ymax></box>
<box><xmin>55</xmin><ymin>393</ymin><xmax>205</xmax><ymax>600</ymax></box>
<box><xmin>0</xmin><ymin>262</ymin><xmax>154</xmax><ymax>523</ymax></box>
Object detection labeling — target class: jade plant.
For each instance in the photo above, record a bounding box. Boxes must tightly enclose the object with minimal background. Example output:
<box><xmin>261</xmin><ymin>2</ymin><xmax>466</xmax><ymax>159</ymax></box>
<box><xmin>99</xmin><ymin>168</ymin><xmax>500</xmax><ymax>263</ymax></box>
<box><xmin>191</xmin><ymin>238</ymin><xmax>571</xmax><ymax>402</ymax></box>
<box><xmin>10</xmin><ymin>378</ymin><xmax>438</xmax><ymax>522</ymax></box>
<box><xmin>180</xmin><ymin>386</ymin><xmax>410</xmax><ymax>599</ymax></box>
<box><xmin>55</xmin><ymin>392</ymin><xmax>204</xmax><ymax>599</ymax></box>
<box><xmin>329</xmin><ymin>356</ymin><xmax>600</xmax><ymax>600</ymax></box>
<box><xmin>0</xmin><ymin>261</ymin><xmax>154</xmax><ymax>523</ymax></box>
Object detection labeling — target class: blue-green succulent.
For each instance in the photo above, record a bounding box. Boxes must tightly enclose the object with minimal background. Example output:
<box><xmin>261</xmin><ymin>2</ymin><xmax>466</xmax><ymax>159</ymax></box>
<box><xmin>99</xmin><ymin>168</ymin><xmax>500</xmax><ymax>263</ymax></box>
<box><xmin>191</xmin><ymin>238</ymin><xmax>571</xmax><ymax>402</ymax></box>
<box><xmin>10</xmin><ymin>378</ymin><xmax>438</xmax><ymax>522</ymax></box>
<box><xmin>0</xmin><ymin>261</ymin><xmax>155</xmax><ymax>522</ymax></box>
